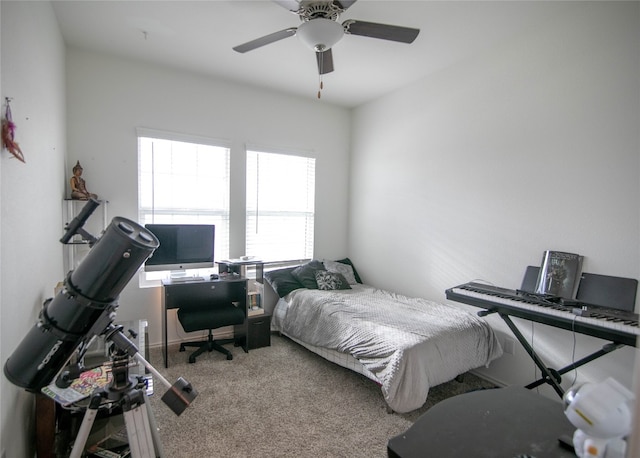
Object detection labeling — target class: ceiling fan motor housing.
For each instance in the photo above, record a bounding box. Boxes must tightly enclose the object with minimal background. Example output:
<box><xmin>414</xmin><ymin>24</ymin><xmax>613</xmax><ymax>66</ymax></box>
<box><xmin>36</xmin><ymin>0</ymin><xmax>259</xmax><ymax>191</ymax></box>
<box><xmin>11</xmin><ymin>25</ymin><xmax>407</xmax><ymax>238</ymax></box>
<box><xmin>298</xmin><ymin>2</ymin><xmax>343</xmax><ymax>21</ymax></box>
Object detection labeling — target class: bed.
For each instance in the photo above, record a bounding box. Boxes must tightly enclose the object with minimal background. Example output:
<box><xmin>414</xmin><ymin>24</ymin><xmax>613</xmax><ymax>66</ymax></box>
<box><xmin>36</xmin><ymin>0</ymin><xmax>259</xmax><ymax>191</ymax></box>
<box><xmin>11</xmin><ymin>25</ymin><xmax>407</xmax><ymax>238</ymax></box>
<box><xmin>264</xmin><ymin>259</ymin><xmax>503</xmax><ymax>413</ymax></box>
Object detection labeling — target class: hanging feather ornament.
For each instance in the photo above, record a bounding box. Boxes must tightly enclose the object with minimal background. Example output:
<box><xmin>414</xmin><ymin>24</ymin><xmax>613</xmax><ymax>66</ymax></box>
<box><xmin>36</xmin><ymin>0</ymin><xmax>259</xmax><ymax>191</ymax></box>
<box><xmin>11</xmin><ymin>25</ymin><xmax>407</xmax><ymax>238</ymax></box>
<box><xmin>2</xmin><ymin>98</ymin><xmax>25</xmax><ymax>163</ymax></box>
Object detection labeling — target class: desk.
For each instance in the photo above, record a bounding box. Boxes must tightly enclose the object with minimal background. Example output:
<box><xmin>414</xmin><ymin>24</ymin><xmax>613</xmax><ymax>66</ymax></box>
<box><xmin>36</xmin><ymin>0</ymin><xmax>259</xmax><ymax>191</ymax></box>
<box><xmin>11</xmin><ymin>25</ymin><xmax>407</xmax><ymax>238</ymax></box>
<box><xmin>162</xmin><ymin>277</ymin><xmax>248</xmax><ymax>368</ymax></box>
<box><xmin>387</xmin><ymin>386</ymin><xmax>575</xmax><ymax>458</ymax></box>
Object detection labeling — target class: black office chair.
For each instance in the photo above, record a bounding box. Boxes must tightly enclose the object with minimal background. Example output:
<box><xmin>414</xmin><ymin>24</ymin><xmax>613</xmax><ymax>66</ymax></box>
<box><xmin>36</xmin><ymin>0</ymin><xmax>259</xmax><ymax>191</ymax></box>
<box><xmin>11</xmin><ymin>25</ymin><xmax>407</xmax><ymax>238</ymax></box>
<box><xmin>177</xmin><ymin>302</ymin><xmax>245</xmax><ymax>363</ymax></box>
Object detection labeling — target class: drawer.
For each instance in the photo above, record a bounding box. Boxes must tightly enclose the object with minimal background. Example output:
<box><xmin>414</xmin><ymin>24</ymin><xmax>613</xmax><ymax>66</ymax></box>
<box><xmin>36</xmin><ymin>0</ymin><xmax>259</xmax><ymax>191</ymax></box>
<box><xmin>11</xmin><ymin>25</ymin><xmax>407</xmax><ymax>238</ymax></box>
<box><xmin>248</xmin><ymin>314</ymin><xmax>272</xmax><ymax>350</ymax></box>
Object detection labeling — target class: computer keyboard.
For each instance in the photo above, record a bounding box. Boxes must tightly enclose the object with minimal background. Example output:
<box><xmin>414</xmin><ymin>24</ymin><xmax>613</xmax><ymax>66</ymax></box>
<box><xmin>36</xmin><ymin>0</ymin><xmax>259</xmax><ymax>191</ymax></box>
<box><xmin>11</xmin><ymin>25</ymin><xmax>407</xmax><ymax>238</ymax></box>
<box><xmin>170</xmin><ymin>276</ymin><xmax>205</xmax><ymax>283</ymax></box>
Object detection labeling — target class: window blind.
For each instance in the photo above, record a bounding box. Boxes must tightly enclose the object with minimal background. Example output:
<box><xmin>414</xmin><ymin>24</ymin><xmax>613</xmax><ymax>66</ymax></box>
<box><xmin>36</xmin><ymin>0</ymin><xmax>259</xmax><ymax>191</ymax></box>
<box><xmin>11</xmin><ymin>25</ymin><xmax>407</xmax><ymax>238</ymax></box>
<box><xmin>138</xmin><ymin>134</ymin><xmax>231</xmax><ymax>263</ymax></box>
<box><xmin>246</xmin><ymin>149</ymin><xmax>315</xmax><ymax>261</ymax></box>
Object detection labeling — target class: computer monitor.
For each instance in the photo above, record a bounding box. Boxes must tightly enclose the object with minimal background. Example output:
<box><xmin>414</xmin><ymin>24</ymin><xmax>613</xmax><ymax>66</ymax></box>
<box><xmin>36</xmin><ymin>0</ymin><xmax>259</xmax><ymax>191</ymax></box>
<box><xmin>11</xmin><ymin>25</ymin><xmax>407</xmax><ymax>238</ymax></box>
<box><xmin>144</xmin><ymin>224</ymin><xmax>215</xmax><ymax>273</ymax></box>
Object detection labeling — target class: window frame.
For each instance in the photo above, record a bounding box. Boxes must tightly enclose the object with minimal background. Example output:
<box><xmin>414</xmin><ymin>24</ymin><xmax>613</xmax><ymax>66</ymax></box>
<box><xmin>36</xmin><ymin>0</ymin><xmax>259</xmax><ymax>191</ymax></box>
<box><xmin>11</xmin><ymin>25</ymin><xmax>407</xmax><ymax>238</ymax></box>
<box><xmin>137</xmin><ymin>128</ymin><xmax>231</xmax><ymax>285</ymax></box>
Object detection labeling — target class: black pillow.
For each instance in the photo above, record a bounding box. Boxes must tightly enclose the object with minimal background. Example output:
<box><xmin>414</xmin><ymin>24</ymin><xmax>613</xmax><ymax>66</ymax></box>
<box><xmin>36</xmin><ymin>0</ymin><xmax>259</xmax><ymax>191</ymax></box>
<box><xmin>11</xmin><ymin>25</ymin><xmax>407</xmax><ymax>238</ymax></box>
<box><xmin>264</xmin><ymin>267</ymin><xmax>304</xmax><ymax>297</ymax></box>
<box><xmin>335</xmin><ymin>258</ymin><xmax>363</xmax><ymax>284</ymax></box>
<box><xmin>291</xmin><ymin>260</ymin><xmax>326</xmax><ymax>289</ymax></box>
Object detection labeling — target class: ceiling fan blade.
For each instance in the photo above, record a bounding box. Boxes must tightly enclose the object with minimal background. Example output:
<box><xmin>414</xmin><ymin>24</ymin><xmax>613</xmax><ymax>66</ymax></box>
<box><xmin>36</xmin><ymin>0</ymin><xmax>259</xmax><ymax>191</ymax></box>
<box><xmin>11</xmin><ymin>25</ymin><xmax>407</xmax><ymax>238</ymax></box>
<box><xmin>334</xmin><ymin>0</ymin><xmax>358</xmax><ymax>11</ymax></box>
<box><xmin>272</xmin><ymin>0</ymin><xmax>303</xmax><ymax>13</ymax></box>
<box><xmin>343</xmin><ymin>20</ymin><xmax>419</xmax><ymax>43</ymax></box>
<box><xmin>316</xmin><ymin>49</ymin><xmax>334</xmax><ymax>75</ymax></box>
<box><xmin>233</xmin><ymin>28</ymin><xmax>297</xmax><ymax>53</ymax></box>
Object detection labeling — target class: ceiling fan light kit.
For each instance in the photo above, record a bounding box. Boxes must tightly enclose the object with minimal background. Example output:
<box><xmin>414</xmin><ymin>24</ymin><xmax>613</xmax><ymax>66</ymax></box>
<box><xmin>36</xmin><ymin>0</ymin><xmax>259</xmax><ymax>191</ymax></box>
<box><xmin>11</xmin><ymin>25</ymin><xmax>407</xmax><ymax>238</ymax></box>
<box><xmin>297</xmin><ymin>18</ymin><xmax>344</xmax><ymax>52</ymax></box>
<box><xmin>233</xmin><ymin>0</ymin><xmax>420</xmax><ymax>98</ymax></box>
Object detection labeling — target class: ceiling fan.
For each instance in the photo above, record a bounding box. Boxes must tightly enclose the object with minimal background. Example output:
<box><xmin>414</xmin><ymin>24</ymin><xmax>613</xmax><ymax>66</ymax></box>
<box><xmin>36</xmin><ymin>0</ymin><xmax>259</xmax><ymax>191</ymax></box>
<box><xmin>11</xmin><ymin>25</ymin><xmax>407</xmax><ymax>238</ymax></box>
<box><xmin>232</xmin><ymin>0</ymin><xmax>420</xmax><ymax>97</ymax></box>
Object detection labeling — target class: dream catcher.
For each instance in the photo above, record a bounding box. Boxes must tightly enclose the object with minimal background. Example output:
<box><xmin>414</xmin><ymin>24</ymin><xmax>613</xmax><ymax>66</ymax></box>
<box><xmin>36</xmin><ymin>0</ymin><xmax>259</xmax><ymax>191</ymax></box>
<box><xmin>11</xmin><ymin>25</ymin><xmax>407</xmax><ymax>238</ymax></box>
<box><xmin>2</xmin><ymin>98</ymin><xmax>25</xmax><ymax>163</ymax></box>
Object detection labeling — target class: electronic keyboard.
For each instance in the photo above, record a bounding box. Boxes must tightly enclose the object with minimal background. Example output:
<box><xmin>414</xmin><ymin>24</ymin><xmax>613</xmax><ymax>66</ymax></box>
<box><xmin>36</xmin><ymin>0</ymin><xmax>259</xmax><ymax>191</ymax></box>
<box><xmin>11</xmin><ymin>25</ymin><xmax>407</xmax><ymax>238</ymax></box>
<box><xmin>446</xmin><ymin>282</ymin><xmax>639</xmax><ymax>347</ymax></box>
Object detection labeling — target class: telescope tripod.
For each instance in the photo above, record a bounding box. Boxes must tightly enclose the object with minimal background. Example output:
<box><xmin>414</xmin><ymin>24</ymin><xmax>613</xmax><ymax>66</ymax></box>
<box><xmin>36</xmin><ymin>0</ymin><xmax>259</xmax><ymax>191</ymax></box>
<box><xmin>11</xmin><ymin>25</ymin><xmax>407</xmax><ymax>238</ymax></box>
<box><xmin>68</xmin><ymin>324</ymin><xmax>197</xmax><ymax>458</ymax></box>
<box><xmin>69</xmin><ymin>347</ymin><xmax>162</xmax><ymax>458</ymax></box>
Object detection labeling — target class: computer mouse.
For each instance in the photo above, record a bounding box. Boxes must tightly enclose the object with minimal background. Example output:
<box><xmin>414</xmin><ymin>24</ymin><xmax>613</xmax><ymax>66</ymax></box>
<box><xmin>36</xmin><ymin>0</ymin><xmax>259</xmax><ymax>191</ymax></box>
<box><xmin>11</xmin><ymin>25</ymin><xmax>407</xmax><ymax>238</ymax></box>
<box><xmin>210</xmin><ymin>273</ymin><xmax>219</xmax><ymax>280</ymax></box>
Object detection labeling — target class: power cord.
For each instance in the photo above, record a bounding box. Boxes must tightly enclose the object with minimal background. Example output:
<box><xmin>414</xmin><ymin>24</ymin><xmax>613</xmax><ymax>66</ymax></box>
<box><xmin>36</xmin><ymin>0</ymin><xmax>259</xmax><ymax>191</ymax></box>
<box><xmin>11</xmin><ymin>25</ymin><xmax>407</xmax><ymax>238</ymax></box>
<box><xmin>468</xmin><ymin>278</ymin><xmax>495</xmax><ymax>286</ymax></box>
<box><xmin>569</xmin><ymin>313</ymin><xmax>579</xmax><ymax>387</ymax></box>
<box><xmin>531</xmin><ymin>321</ymin><xmax>537</xmax><ymax>393</ymax></box>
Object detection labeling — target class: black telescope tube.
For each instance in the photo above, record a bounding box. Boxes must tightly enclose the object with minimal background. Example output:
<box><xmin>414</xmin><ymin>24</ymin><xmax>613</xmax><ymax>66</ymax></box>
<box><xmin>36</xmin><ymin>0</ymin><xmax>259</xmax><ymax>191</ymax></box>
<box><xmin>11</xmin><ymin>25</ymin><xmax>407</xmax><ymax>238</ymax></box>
<box><xmin>3</xmin><ymin>217</ymin><xmax>159</xmax><ymax>392</ymax></box>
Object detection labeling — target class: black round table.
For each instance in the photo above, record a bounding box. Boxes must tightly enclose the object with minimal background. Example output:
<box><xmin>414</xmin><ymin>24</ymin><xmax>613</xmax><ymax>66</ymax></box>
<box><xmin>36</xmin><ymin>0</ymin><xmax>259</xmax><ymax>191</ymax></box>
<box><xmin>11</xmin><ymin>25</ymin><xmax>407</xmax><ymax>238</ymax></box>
<box><xmin>387</xmin><ymin>385</ymin><xmax>576</xmax><ymax>458</ymax></box>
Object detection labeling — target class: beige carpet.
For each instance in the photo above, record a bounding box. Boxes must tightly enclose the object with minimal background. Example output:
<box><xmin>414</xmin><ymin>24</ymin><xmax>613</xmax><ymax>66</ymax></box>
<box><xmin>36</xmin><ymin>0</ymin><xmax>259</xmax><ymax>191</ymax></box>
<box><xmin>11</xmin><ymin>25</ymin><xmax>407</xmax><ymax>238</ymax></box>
<box><xmin>146</xmin><ymin>333</ymin><xmax>495</xmax><ymax>458</ymax></box>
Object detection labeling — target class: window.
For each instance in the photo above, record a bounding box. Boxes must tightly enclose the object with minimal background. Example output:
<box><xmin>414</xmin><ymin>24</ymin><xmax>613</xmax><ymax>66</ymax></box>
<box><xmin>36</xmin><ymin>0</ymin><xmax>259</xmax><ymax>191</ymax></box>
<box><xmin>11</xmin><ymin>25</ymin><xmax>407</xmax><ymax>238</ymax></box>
<box><xmin>138</xmin><ymin>129</ymin><xmax>230</xmax><ymax>279</ymax></box>
<box><xmin>246</xmin><ymin>149</ymin><xmax>316</xmax><ymax>261</ymax></box>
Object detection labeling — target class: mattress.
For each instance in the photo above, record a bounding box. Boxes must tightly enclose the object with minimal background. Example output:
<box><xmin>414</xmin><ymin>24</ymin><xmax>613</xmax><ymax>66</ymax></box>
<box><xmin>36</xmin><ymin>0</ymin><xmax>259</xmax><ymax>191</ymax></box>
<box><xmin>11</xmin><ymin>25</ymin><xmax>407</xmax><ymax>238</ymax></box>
<box><xmin>273</xmin><ymin>298</ymin><xmax>381</xmax><ymax>384</ymax></box>
<box><xmin>271</xmin><ymin>284</ymin><xmax>503</xmax><ymax>413</ymax></box>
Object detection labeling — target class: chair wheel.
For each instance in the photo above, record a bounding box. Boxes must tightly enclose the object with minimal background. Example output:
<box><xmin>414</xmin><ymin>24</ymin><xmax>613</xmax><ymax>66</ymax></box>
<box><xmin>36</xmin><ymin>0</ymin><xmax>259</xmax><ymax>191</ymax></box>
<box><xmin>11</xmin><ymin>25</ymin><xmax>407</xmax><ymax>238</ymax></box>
<box><xmin>179</xmin><ymin>344</ymin><xmax>185</xmax><ymax>352</ymax></box>
<box><xmin>226</xmin><ymin>354</ymin><xmax>233</xmax><ymax>360</ymax></box>
<box><xmin>188</xmin><ymin>356</ymin><xmax>196</xmax><ymax>363</ymax></box>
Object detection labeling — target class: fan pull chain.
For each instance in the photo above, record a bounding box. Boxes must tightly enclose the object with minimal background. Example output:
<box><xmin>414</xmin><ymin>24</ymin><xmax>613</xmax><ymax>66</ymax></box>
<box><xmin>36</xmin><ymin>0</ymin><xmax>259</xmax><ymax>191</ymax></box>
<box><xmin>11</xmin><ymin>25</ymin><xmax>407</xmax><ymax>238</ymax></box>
<box><xmin>318</xmin><ymin>54</ymin><xmax>323</xmax><ymax>99</ymax></box>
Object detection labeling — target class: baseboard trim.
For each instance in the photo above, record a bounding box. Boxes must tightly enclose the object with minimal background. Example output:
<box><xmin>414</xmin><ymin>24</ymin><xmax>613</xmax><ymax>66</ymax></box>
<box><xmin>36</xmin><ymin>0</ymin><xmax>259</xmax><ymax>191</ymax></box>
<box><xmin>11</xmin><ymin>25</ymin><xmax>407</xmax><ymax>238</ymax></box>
<box><xmin>469</xmin><ymin>369</ymin><xmax>507</xmax><ymax>388</ymax></box>
<box><xmin>150</xmin><ymin>329</ymin><xmax>235</xmax><ymax>350</ymax></box>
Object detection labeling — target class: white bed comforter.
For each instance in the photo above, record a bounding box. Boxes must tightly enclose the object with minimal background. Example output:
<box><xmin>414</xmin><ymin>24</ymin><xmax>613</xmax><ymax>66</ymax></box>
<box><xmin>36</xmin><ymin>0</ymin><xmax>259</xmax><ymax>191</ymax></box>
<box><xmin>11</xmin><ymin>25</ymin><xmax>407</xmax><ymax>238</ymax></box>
<box><xmin>277</xmin><ymin>284</ymin><xmax>503</xmax><ymax>413</ymax></box>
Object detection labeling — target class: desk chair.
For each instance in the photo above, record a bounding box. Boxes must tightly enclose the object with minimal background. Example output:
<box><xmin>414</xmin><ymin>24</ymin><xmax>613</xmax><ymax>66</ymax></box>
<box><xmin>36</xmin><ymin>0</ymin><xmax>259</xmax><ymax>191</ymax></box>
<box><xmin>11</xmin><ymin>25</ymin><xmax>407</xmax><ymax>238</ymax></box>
<box><xmin>177</xmin><ymin>303</ymin><xmax>245</xmax><ymax>363</ymax></box>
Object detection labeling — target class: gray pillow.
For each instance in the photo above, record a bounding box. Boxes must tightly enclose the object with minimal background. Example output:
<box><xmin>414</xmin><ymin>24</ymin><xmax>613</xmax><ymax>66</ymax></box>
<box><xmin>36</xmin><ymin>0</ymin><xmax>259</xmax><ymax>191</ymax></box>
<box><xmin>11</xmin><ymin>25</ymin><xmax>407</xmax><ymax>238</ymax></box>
<box><xmin>315</xmin><ymin>271</ymin><xmax>351</xmax><ymax>291</ymax></box>
<box><xmin>335</xmin><ymin>258</ymin><xmax>363</xmax><ymax>284</ymax></box>
<box><xmin>323</xmin><ymin>260</ymin><xmax>358</xmax><ymax>285</ymax></box>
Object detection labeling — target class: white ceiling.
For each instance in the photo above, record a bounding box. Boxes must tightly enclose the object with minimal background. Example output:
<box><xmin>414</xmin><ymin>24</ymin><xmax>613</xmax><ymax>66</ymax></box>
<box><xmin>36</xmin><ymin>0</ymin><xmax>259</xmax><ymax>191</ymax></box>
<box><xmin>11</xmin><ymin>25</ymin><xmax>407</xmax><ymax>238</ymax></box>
<box><xmin>51</xmin><ymin>0</ymin><xmax>567</xmax><ymax>108</ymax></box>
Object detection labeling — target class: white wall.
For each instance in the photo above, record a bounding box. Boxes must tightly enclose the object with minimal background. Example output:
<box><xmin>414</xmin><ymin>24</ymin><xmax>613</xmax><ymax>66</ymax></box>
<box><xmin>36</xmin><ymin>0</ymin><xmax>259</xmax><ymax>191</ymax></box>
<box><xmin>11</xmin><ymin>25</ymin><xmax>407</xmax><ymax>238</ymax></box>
<box><xmin>350</xmin><ymin>1</ymin><xmax>639</xmax><ymax>398</ymax></box>
<box><xmin>1</xmin><ymin>9</ymin><xmax>351</xmax><ymax>454</ymax></box>
<box><xmin>65</xmin><ymin>48</ymin><xmax>352</xmax><ymax>347</ymax></box>
<box><xmin>1</xmin><ymin>2</ymin><xmax>67</xmax><ymax>456</ymax></box>
<box><xmin>2</xmin><ymin>1</ymin><xmax>638</xmax><ymax>454</ymax></box>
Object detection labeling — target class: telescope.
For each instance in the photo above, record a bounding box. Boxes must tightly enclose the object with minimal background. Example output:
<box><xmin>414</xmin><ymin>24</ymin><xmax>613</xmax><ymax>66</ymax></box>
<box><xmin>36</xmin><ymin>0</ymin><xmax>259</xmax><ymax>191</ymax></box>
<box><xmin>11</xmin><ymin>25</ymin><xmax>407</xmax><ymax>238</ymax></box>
<box><xmin>4</xmin><ymin>201</ymin><xmax>196</xmax><ymax>405</ymax></box>
<box><xmin>4</xmin><ymin>201</ymin><xmax>198</xmax><ymax>458</ymax></box>
<box><xmin>4</xmin><ymin>213</ymin><xmax>158</xmax><ymax>391</ymax></box>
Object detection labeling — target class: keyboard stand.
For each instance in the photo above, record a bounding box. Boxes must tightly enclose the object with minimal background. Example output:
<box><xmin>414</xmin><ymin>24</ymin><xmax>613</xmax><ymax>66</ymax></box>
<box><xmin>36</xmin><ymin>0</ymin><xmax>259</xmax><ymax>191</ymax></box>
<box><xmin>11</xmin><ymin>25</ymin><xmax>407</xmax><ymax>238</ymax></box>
<box><xmin>479</xmin><ymin>309</ymin><xmax>566</xmax><ymax>397</ymax></box>
<box><xmin>477</xmin><ymin>305</ymin><xmax>628</xmax><ymax>399</ymax></box>
<box><xmin>524</xmin><ymin>342</ymin><xmax>624</xmax><ymax>392</ymax></box>
<box><xmin>449</xmin><ymin>271</ymin><xmax>639</xmax><ymax>399</ymax></box>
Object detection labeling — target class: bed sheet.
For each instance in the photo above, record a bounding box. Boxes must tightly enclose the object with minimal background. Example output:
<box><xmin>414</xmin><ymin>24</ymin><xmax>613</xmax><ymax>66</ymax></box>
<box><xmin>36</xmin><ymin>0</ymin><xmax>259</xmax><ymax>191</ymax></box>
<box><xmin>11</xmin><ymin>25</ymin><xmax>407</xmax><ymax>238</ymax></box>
<box><xmin>273</xmin><ymin>297</ymin><xmax>381</xmax><ymax>383</ymax></box>
<box><xmin>271</xmin><ymin>284</ymin><xmax>502</xmax><ymax>413</ymax></box>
